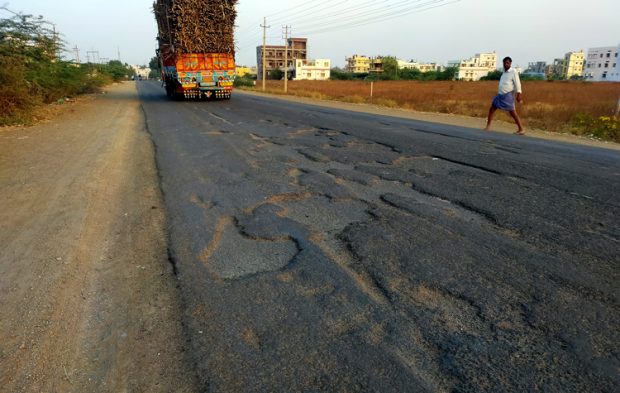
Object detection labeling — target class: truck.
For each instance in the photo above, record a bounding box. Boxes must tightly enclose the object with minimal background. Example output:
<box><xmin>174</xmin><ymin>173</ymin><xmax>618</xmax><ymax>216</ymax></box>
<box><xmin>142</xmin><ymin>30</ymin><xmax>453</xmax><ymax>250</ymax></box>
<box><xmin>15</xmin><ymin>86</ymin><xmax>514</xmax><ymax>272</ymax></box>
<box><xmin>157</xmin><ymin>44</ymin><xmax>235</xmax><ymax>100</ymax></box>
<box><xmin>154</xmin><ymin>0</ymin><xmax>237</xmax><ymax>100</ymax></box>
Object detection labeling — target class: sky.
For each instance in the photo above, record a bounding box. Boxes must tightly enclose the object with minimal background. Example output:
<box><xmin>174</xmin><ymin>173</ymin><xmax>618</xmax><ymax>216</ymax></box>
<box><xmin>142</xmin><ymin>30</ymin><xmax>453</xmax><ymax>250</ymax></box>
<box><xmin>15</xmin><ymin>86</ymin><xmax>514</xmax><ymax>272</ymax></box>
<box><xmin>4</xmin><ymin>0</ymin><xmax>620</xmax><ymax>69</ymax></box>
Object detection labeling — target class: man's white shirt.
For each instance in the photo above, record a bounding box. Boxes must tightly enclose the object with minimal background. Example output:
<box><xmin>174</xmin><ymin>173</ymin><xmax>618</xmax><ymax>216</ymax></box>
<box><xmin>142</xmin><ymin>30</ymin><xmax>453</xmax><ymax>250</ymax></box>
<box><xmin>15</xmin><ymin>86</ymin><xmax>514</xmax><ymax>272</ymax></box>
<box><xmin>498</xmin><ymin>67</ymin><xmax>522</xmax><ymax>95</ymax></box>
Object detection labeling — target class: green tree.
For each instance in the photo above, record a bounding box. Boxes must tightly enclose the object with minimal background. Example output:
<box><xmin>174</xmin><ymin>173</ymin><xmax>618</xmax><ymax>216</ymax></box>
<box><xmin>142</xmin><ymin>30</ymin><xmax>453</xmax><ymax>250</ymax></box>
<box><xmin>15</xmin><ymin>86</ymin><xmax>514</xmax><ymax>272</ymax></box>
<box><xmin>399</xmin><ymin>67</ymin><xmax>422</xmax><ymax>80</ymax></box>
<box><xmin>149</xmin><ymin>56</ymin><xmax>159</xmax><ymax>70</ymax></box>
<box><xmin>103</xmin><ymin>60</ymin><xmax>132</xmax><ymax>81</ymax></box>
<box><xmin>270</xmin><ymin>69</ymin><xmax>283</xmax><ymax>80</ymax></box>
<box><xmin>480</xmin><ymin>70</ymin><xmax>503</xmax><ymax>80</ymax></box>
<box><xmin>436</xmin><ymin>66</ymin><xmax>458</xmax><ymax>81</ymax></box>
<box><xmin>148</xmin><ymin>56</ymin><xmax>160</xmax><ymax>78</ymax></box>
<box><xmin>380</xmin><ymin>56</ymin><xmax>399</xmax><ymax>80</ymax></box>
<box><xmin>1</xmin><ymin>7</ymin><xmax>109</xmax><ymax>124</ymax></box>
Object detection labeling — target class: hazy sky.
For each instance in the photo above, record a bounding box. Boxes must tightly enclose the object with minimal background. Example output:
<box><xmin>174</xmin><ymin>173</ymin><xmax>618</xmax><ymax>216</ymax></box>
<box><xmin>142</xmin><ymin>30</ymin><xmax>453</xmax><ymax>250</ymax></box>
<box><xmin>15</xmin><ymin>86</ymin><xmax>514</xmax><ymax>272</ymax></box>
<box><xmin>5</xmin><ymin>0</ymin><xmax>620</xmax><ymax>69</ymax></box>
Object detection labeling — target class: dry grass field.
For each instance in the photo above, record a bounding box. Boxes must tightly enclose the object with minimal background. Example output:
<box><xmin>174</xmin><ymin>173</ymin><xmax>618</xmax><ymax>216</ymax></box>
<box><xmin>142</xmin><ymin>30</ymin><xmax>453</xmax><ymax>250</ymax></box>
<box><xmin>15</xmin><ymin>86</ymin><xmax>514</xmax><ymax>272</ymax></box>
<box><xmin>247</xmin><ymin>80</ymin><xmax>620</xmax><ymax>141</ymax></box>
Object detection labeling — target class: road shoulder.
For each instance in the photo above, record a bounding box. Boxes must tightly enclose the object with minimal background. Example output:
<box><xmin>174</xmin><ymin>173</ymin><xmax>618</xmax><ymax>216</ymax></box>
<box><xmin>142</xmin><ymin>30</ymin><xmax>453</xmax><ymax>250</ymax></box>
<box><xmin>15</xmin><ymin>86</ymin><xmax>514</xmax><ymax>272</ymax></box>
<box><xmin>0</xmin><ymin>82</ymin><xmax>196</xmax><ymax>392</ymax></box>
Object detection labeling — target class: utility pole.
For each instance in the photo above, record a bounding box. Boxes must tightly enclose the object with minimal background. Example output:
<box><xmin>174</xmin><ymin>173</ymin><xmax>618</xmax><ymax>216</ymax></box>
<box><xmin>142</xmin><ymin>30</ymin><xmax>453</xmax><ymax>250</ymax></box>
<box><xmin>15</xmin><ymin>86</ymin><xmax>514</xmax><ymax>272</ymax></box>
<box><xmin>260</xmin><ymin>17</ymin><xmax>270</xmax><ymax>91</ymax></box>
<box><xmin>50</xmin><ymin>23</ymin><xmax>60</xmax><ymax>60</ymax></box>
<box><xmin>283</xmin><ymin>25</ymin><xmax>290</xmax><ymax>93</ymax></box>
<box><xmin>87</xmin><ymin>51</ymin><xmax>96</xmax><ymax>64</ymax></box>
<box><xmin>73</xmin><ymin>45</ymin><xmax>80</xmax><ymax>64</ymax></box>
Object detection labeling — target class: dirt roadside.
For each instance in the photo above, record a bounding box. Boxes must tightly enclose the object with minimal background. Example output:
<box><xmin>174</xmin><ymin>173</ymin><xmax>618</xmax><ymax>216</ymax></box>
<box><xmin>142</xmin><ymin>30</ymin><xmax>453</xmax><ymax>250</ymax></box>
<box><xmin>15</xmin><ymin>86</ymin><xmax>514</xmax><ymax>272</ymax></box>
<box><xmin>238</xmin><ymin>89</ymin><xmax>620</xmax><ymax>151</ymax></box>
<box><xmin>0</xmin><ymin>83</ymin><xmax>196</xmax><ymax>392</ymax></box>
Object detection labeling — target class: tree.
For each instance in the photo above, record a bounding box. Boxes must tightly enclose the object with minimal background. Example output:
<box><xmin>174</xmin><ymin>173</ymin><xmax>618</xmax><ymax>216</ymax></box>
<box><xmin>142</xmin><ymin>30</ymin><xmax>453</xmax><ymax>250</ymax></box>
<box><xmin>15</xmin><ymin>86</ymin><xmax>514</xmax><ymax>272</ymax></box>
<box><xmin>436</xmin><ymin>67</ymin><xmax>458</xmax><ymax>81</ymax></box>
<box><xmin>330</xmin><ymin>68</ymin><xmax>359</xmax><ymax>80</ymax></box>
<box><xmin>480</xmin><ymin>70</ymin><xmax>502</xmax><ymax>80</ymax></box>
<box><xmin>0</xmin><ymin>8</ymin><xmax>61</xmax><ymax>61</ymax></box>
<box><xmin>399</xmin><ymin>67</ymin><xmax>422</xmax><ymax>80</ymax></box>
<box><xmin>380</xmin><ymin>56</ymin><xmax>399</xmax><ymax>80</ymax></box>
<box><xmin>149</xmin><ymin>56</ymin><xmax>160</xmax><ymax>70</ymax></box>
<box><xmin>270</xmin><ymin>69</ymin><xmax>283</xmax><ymax>80</ymax></box>
<box><xmin>104</xmin><ymin>60</ymin><xmax>132</xmax><ymax>81</ymax></box>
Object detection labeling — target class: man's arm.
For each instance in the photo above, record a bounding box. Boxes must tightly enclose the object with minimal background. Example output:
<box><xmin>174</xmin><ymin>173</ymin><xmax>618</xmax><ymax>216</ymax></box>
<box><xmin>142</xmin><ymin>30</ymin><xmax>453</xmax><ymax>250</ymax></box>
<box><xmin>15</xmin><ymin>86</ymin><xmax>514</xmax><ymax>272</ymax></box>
<box><xmin>514</xmin><ymin>71</ymin><xmax>523</xmax><ymax>103</ymax></box>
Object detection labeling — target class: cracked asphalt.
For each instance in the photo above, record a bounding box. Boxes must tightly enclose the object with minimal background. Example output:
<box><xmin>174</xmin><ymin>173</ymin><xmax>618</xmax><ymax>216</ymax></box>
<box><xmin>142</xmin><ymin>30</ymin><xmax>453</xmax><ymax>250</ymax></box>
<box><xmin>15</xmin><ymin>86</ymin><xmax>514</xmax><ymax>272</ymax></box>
<box><xmin>138</xmin><ymin>81</ymin><xmax>619</xmax><ymax>392</ymax></box>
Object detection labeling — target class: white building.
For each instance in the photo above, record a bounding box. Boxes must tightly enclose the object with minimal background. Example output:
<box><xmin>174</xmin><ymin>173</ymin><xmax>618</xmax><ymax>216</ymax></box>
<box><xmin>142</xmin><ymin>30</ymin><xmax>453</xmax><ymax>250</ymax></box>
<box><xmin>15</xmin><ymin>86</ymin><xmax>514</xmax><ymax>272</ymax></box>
<box><xmin>131</xmin><ymin>65</ymin><xmax>151</xmax><ymax>79</ymax></box>
<box><xmin>584</xmin><ymin>44</ymin><xmax>620</xmax><ymax>82</ymax></box>
<box><xmin>396</xmin><ymin>60</ymin><xmax>441</xmax><ymax>73</ymax></box>
<box><xmin>294</xmin><ymin>59</ymin><xmax>331</xmax><ymax>80</ymax></box>
<box><xmin>449</xmin><ymin>51</ymin><xmax>497</xmax><ymax>81</ymax></box>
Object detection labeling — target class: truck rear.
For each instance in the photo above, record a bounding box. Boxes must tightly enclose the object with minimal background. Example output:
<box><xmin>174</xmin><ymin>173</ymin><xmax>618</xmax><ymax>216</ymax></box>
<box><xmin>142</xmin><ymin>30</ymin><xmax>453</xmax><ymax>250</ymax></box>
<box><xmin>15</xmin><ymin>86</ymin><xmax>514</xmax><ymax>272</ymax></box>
<box><xmin>158</xmin><ymin>45</ymin><xmax>234</xmax><ymax>99</ymax></box>
<box><xmin>154</xmin><ymin>0</ymin><xmax>237</xmax><ymax>100</ymax></box>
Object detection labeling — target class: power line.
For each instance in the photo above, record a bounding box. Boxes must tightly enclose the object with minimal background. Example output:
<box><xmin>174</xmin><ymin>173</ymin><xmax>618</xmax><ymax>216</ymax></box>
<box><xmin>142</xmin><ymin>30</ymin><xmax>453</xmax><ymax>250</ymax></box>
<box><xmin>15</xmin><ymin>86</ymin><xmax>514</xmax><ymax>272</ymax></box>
<box><xmin>234</xmin><ymin>0</ymin><xmax>328</xmax><ymax>41</ymax></box>
<box><xmin>235</xmin><ymin>0</ymin><xmax>460</xmax><ymax>59</ymax></box>
<box><xmin>290</xmin><ymin>0</ymin><xmax>419</xmax><ymax>30</ymax></box>
<box><xmin>296</xmin><ymin>0</ymin><xmax>459</xmax><ymax>35</ymax></box>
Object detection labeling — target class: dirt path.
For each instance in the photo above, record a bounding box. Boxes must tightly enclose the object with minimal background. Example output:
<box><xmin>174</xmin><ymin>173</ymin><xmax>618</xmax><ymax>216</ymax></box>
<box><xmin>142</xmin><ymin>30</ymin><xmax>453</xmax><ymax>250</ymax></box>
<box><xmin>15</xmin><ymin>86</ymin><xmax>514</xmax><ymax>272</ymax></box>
<box><xmin>0</xmin><ymin>83</ymin><xmax>196</xmax><ymax>392</ymax></box>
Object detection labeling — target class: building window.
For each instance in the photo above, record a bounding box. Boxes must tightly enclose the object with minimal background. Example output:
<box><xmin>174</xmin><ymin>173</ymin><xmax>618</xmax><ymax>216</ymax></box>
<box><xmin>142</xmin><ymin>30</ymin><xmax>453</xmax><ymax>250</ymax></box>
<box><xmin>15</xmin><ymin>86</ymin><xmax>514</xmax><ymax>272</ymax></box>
<box><xmin>607</xmin><ymin>53</ymin><xmax>611</xmax><ymax>58</ymax></box>
<box><xmin>600</xmin><ymin>54</ymin><xmax>604</xmax><ymax>58</ymax></box>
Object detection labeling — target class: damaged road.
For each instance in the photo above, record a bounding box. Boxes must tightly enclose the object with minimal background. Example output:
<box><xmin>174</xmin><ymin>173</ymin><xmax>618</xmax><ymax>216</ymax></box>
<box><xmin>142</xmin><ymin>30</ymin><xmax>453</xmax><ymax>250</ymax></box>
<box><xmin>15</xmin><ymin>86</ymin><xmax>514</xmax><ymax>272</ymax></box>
<box><xmin>138</xmin><ymin>81</ymin><xmax>620</xmax><ymax>392</ymax></box>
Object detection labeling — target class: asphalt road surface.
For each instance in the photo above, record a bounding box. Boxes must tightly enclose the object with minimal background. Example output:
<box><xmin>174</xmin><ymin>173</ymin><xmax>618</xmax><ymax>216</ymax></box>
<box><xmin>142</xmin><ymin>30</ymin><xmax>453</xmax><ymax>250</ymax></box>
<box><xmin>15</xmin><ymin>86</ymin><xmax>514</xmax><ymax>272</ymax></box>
<box><xmin>137</xmin><ymin>81</ymin><xmax>619</xmax><ymax>392</ymax></box>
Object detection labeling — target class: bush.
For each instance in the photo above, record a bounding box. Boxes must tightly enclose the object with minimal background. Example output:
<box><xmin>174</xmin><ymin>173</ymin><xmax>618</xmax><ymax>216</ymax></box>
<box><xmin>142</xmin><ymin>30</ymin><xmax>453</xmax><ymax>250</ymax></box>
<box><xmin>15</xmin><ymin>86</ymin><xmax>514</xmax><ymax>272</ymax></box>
<box><xmin>234</xmin><ymin>75</ymin><xmax>255</xmax><ymax>87</ymax></box>
<box><xmin>572</xmin><ymin>113</ymin><xmax>620</xmax><ymax>142</ymax></box>
<box><xmin>0</xmin><ymin>9</ymin><xmax>122</xmax><ymax>124</ymax></box>
<box><xmin>0</xmin><ymin>56</ymin><xmax>38</xmax><ymax>125</ymax></box>
<box><xmin>480</xmin><ymin>70</ymin><xmax>502</xmax><ymax>80</ymax></box>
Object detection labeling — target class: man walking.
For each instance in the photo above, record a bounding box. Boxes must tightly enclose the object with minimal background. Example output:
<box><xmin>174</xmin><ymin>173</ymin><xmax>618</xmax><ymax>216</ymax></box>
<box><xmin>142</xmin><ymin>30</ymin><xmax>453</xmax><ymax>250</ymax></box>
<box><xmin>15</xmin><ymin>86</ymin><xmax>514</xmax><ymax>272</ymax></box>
<box><xmin>484</xmin><ymin>56</ymin><xmax>524</xmax><ymax>134</ymax></box>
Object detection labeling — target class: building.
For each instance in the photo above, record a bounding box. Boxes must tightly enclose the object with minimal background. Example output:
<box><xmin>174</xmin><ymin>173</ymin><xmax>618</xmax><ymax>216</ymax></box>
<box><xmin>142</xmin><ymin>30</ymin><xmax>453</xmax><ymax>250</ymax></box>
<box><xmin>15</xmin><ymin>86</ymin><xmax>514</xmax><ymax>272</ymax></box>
<box><xmin>235</xmin><ymin>66</ymin><xmax>256</xmax><ymax>77</ymax></box>
<box><xmin>345</xmin><ymin>54</ymin><xmax>370</xmax><ymax>73</ymax></box>
<box><xmin>522</xmin><ymin>61</ymin><xmax>547</xmax><ymax>79</ymax></box>
<box><xmin>564</xmin><ymin>50</ymin><xmax>585</xmax><ymax>79</ymax></box>
<box><xmin>131</xmin><ymin>65</ymin><xmax>151</xmax><ymax>79</ymax></box>
<box><xmin>550</xmin><ymin>50</ymin><xmax>585</xmax><ymax>79</ymax></box>
<box><xmin>256</xmin><ymin>38</ymin><xmax>307</xmax><ymax>80</ymax></box>
<box><xmin>397</xmin><ymin>59</ymin><xmax>441</xmax><ymax>73</ymax></box>
<box><xmin>449</xmin><ymin>52</ymin><xmax>497</xmax><ymax>81</ymax></box>
<box><xmin>294</xmin><ymin>59</ymin><xmax>331</xmax><ymax>80</ymax></box>
<box><xmin>565</xmin><ymin>50</ymin><xmax>585</xmax><ymax>78</ymax></box>
<box><xmin>526</xmin><ymin>61</ymin><xmax>547</xmax><ymax>74</ymax></box>
<box><xmin>584</xmin><ymin>44</ymin><xmax>620</xmax><ymax>82</ymax></box>
<box><xmin>544</xmin><ymin>64</ymin><xmax>556</xmax><ymax>79</ymax></box>
<box><xmin>370</xmin><ymin>57</ymin><xmax>384</xmax><ymax>74</ymax></box>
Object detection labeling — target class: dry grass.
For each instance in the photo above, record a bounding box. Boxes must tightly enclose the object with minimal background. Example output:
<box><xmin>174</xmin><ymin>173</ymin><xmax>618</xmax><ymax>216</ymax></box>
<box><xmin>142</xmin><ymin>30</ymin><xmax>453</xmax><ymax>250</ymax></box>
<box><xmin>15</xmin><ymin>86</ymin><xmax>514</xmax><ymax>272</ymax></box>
<box><xmin>244</xmin><ymin>80</ymin><xmax>620</xmax><ymax>140</ymax></box>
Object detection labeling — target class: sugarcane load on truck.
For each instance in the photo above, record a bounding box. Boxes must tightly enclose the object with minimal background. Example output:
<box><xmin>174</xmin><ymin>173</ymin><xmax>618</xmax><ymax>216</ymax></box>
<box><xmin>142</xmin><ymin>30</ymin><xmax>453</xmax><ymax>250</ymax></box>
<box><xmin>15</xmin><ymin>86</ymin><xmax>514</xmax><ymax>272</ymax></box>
<box><xmin>153</xmin><ymin>0</ymin><xmax>237</xmax><ymax>100</ymax></box>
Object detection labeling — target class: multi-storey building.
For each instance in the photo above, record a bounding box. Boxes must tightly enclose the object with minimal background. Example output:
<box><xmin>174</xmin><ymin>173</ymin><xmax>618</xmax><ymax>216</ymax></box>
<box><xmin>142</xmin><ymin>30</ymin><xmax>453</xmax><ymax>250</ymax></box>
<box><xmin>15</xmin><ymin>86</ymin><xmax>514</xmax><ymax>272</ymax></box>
<box><xmin>256</xmin><ymin>38</ymin><xmax>307</xmax><ymax>80</ymax></box>
<box><xmin>526</xmin><ymin>61</ymin><xmax>547</xmax><ymax>74</ymax></box>
<box><xmin>448</xmin><ymin>52</ymin><xmax>497</xmax><ymax>81</ymax></box>
<box><xmin>551</xmin><ymin>51</ymin><xmax>585</xmax><ymax>79</ymax></box>
<box><xmin>370</xmin><ymin>57</ymin><xmax>384</xmax><ymax>73</ymax></box>
<box><xmin>294</xmin><ymin>59</ymin><xmax>331</xmax><ymax>80</ymax></box>
<box><xmin>397</xmin><ymin>59</ymin><xmax>441</xmax><ymax>72</ymax></box>
<box><xmin>522</xmin><ymin>61</ymin><xmax>547</xmax><ymax>79</ymax></box>
<box><xmin>564</xmin><ymin>50</ymin><xmax>585</xmax><ymax>79</ymax></box>
<box><xmin>551</xmin><ymin>57</ymin><xmax>566</xmax><ymax>78</ymax></box>
<box><xmin>345</xmin><ymin>54</ymin><xmax>371</xmax><ymax>73</ymax></box>
<box><xmin>584</xmin><ymin>44</ymin><xmax>620</xmax><ymax>82</ymax></box>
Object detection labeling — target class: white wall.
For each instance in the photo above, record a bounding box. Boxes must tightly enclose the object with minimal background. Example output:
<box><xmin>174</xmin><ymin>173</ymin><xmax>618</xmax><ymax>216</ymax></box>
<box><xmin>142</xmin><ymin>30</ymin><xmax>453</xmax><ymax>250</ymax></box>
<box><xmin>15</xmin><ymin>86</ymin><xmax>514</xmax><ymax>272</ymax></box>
<box><xmin>584</xmin><ymin>44</ymin><xmax>620</xmax><ymax>82</ymax></box>
<box><xmin>294</xmin><ymin>59</ymin><xmax>331</xmax><ymax>80</ymax></box>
